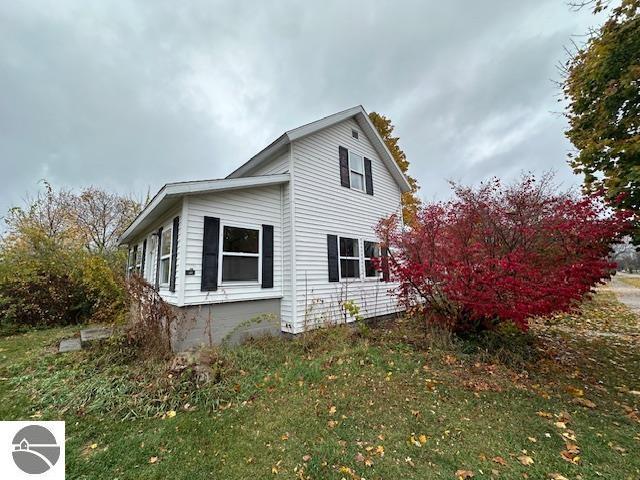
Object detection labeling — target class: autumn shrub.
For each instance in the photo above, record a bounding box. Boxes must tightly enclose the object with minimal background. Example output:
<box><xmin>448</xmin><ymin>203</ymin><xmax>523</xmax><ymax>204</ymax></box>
<box><xmin>0</xmin><ymin>182</ymin><xmax>139</xmax><ymax>330</ymax></box>
<box><xmin>0</xmin><ymin>228</ymin><xmax>126</xmax><ymax>329</ymax></box>
<box><xmin>378</xmin><ymin>174</ymin><xmax>631</xmax><ymax>334</ymax></box>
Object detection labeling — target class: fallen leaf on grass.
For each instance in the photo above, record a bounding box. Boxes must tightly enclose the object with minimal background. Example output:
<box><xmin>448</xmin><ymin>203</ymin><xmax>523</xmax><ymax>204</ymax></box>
<box><xmin>560</xmin><ymin>447</ymin><xmax>580</xmax><ymax>464</ymax></box>
<box><xmin>572</xmin><ymin>397</ymin><xmax>597</xmax><ymax>409</ymax></box>
<box><xmin>518</xmin><ymin>455</ymin><xmax>534</xmax><ymax>466</ymax></box>
<box><xmin>547</xmin><ymin>474</ymin><xmax>568</xmax><ymax>480</ymax></box>
<box><xmin>566</xmin><ymin>386</ymin><xmax>584</xmax><ymax>397</ymax></box>
<box><xmin>492</xmin><ymin>456</ymin><xmax>507</xmax><ymax>466</ymax></box>
<box><xmin>455</xmin><ymin>469</ymin><xmax>474</xmax><ymax>479</ymax></box>
<box><xmin>149</xmin><ymin>456</ymin><xmax>158</xmax><ymax>464</ymax></box>
<box><xmin>302</xmin><ymin>455</ymin><xmax>311</xmax><ymax>462</ymax></box>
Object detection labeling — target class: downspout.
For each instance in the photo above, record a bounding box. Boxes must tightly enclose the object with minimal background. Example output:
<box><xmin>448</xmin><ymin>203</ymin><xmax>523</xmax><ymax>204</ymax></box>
<box><xmin>289</xmin><ymin>140</ymin><xmax>297</xmax><ymax>332</ymax></box>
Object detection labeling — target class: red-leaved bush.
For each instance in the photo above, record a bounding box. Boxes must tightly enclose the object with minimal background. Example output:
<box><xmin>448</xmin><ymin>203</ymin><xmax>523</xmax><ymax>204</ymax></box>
<box><xmin>378</xmin><ymin>174</ymin><xmax>632</xmax><ymax>332</ymax></box>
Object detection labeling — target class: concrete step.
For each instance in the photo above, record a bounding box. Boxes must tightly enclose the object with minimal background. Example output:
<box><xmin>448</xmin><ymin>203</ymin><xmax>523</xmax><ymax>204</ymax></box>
<box><xmin>80</xmin><ymin>327</ymin><xmax>113</xmax><ymax>344</ymax></box>
<box><xmin>59</xmin><ymin>338</ymin><xmax>82</xmax><ymax>353</ymax></box>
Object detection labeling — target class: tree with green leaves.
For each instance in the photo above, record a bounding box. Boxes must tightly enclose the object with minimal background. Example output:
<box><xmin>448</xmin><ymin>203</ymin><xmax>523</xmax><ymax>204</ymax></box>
<box><xmin>564</xmin><ymin>0</ymin><xmax>639</xmax><ymax>238</ymax></box>
<box><xmin>369</xmin><ymin>111</ymin><xmax>421</xmax><ymax>225</ymax></box>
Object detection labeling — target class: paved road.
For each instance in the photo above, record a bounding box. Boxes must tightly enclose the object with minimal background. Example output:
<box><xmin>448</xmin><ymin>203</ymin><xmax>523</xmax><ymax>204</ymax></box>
<box><xmin>606</xmin><ymin>274</ymin><xmax>640</xmax><ymax>315</ymax></box>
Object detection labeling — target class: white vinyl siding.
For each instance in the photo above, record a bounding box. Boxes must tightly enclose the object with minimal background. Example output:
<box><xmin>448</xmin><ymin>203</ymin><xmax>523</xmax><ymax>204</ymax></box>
<box><xmin>291</xmin><ymin>117</ymin><xmax>403</xmax><ymax>332</ymax></box>
<box><xmin>183</xmin><ymin>185</ymin><xmax>283</xmax><ymax>305</ymax></box>
<box><xmin>246</xmin><ymin>149</ymin><xmax>290</xmax><ymax>176</ymax></box>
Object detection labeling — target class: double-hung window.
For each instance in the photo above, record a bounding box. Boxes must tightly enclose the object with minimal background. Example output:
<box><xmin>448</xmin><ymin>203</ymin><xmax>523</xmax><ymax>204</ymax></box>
<box><xmin>127</xmin><ymin>249</ymin><xmax>136</xmax><ymax>276</ymax></box>
<box><xmin>339</xmin><ymin>237</ymin><xmax>360</xmax><ymax>279</ymax></box>
<box><xmin>349</xmin><ymin>152</ymin><xmax>365</xmax><ymax>192</ymax></box>
<box><xmin>221</xmin><ymin>226</ymin><xmax>260</xmax><ymax>282</ymax></box>
<box><xmin>160</xmin><ymin>227</ymin><xmax>172</xmax><ymax>285</ymax></box>
<box><xmin>134</xmin><ymin>244</ymin><xmax>142</xmax><ymax>275</ymax></box>
<box><xmin>364</xmin><ymin>241</ymin><xmax>381</xmax><ymax>278</ymax></box>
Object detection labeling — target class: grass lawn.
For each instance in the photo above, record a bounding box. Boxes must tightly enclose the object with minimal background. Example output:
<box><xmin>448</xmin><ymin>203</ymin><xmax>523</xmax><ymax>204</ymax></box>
<box><xmin>618</xmin><ymin>275</ymin><xmax>640</xmax><ymax>289</ymax></box>
<box><xmin>1</xmin><ymin>292</ymin><xmax>639</xmax><ymax>479</ymax></box>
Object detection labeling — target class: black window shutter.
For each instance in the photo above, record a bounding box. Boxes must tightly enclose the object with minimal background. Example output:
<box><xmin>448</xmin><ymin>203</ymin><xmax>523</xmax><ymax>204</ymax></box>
<box><xmin>169</xmin><ymin>216</ymin><xmax>179</xmax><ymax>292</ymax></box>
<box><xmin>262</xmin><ymin>224</ymin><xmax>274</xmax><ymax>289</ymax></box>
<box><xmin>141</xmin><ymin>239</ymin><xmax>147</xmax><ymax>276</ymax></box>
<box><xmin>381</xmin><ymin>246</ymin><xmax>390</xmax><ymax>282</ymax></box>
<box><xmin>201</xmin><ymin>216</ymin><xmax>220</xmax><ymax>291</ymax></box>
<box><xmin>364</xmin><ymin>157</ymin><xmax>374</xmax><ymax>195</ymax></box>
<box><xmin>339</xmin><ymin>146</ymin><xmax>350</xmax><ymax>188</ymax></box>
<box><xmin>327</xmin><ymin>234</ymin><xmax>339</xmax><ymax>282</ymax></box>
<box><xmin>155</xmin><ymin>227</ymin><xmax>163</xmax><ymax>290</ymax></box>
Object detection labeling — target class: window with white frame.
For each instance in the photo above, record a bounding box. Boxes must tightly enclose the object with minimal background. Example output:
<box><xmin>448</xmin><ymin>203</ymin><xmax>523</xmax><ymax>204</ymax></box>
<box><xmin>134</xmin><ymin>244</ymin><xmax>142</xmax><ymax>274</ymax></box>
<box><xmin>127</xmin><ymin>248</ymin><xmax>136</xmax><ymax>276</ymax></box>
<box><xmin>339</xmin><ymin>236</ymin><xmax>360</xmax><ymax>279</ymax></box>
<box><xmin>221</xmin><ymin>225</ymin><xmax>260</xmax><ymax>282</ymax></box>
<box><xmin>364</xmin><ymin>241</ymin><xmax>381</xmax><ymax>278</ymax></box>
<box><xmin>349</xmin><ymin>152</ymin><xmax>365</xmax><ymax>191</ymax></box>
<box><xmin>160</xmin><ymin>227</ymin><xmax>172</xmax><ymax>285</ymax></box>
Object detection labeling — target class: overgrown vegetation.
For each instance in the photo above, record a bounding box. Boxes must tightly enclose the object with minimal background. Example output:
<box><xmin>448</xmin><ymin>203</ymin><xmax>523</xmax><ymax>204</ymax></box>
<box><xmin>1</xmin><ymin>290</ymin><xmax>638</xmax><ymax>479</ymax></box>
<box><xmin>0</xmin><ymin>182</ymin><xmax>140</xmax><ymax>331</ymax></box>
<box><xmin>378</xmin><ymin>173</ymin><xmax>631</xmax><ymax>333</ymax></box>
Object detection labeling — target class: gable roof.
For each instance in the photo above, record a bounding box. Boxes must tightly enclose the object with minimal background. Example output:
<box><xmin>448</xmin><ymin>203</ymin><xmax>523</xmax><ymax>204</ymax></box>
<box><xmin>118</xmin><ymin>174</ymin><xmax>289</xmax><ymax>245</ymax></box>
<box><xmin>226</xmin><ymin>105</ymin><xmax>412</xmax><ymax>193</ymax></box>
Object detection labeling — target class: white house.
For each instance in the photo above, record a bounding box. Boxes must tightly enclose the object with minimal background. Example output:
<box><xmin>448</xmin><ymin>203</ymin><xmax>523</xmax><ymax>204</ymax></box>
<box><xmin>118</xmin><ymin>105</ymin><xmax>411</xmax><ymax>350</ymax></box>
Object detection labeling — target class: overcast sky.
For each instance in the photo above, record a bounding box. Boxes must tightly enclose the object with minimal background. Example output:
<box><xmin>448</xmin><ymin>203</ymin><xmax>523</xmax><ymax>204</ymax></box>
<box><xmin>0</xmin><ymin>1</ymin><xmax>606</xmax><ymax>220</ymax></box>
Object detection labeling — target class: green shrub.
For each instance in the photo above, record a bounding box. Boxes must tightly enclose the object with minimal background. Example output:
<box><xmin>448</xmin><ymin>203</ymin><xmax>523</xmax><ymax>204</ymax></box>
<box><xmin>0</xmin><ymin>233</ymin><xmax>126</xmax><ymax>329</ymax></box>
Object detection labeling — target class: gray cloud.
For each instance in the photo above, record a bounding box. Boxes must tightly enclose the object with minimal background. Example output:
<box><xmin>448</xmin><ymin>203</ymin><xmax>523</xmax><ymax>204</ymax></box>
<box><xmin>0</xmin><ymin>0</ymin><xmax>606</xmax><ymax>222</ymax></box>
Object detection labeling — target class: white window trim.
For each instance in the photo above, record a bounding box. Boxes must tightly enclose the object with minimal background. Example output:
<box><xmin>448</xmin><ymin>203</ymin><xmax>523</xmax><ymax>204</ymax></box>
<box><xmin>146</xmin><ymin>235</ymin><xmax>157</xmax><ymax>282</ymax></box>
<box><xmin>338</xmin><ymin>235</ymin><xmax>361</xmax><ymax>280</ymax></box>
<box><xmin>218</xmin><ymin>222</ymin><xmax>262</xmax><ymax>286</ymax></box>
<box><xmin>134</xmin><ymin>242</ymin><xmax>143</xmax><ymax>275</ymax></box>
<box><xmin>348</xmin><ymin>151</ymin><xmax>365</xmax><ymax>192</ymax></box>
<box><xmin>363</xmin><ymin>240</ymin><xmax>381</xmax><ymax>280</ymax></box>
<box><xmin>127</xmin><ymin>248</ymin><xmax>136</xmax><ymax>276</ymax></box>
<box><xmin>159</xmin><ymin>225</ymin><xmax>173</xmax><ymax>287</ymax></box>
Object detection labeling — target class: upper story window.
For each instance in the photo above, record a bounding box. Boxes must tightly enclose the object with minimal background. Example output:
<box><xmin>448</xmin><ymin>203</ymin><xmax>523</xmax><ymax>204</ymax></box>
<box><xmin>349</xmin><ymin>152</ymin><xmax>365</xmax><ymax>192</ymax></box>
<box><xmin>221</xmin><ymin>226</ymin><xmax>260</xmax><ymax>282</ymax></box>
<box><xmin>364</xmin><ymin>241</ymin><xmax>381</xmax><ymax>278</ymax></box>
<box><xmin>339</xmin><ymin>236</ymin><xmax>360</xmax><ymax>279</ymax></box>
<box><xmin>351</xmin><ymin>129</ymin><xmax>359</xmax><ymax>139</ymax></box>
<box><xmin>160</xmin><ymin>227</ymin><xmax>172</xmax><ymax>285</ymax></box>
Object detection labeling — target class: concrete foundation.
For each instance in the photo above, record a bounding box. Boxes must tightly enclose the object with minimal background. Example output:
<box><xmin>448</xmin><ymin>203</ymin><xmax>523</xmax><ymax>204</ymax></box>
<box><xmin>171</xmin><ymin>298</ymin><xmax>281</xmax><ymax>352</ymax></box>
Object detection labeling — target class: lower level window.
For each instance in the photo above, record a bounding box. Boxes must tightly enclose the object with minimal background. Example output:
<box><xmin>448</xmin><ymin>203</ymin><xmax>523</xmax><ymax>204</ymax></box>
<box><xmin>339</xmin><ymin>237</ymin><xmax>359</xmax><ymax>279</ymax></box>
<box><xmin>160</xmin><ymin>227</ymin><xmax>172</xmax><ymax>285</ymax></box>
<box><xmin>364</xmin><ymin>241</ymin><xmax>381</xmax><ymax>277</ymax></box>
<box><xmin>222</xmin><ymin>226</ymin><xmax>260</xmax><ymax>282</ymax></box>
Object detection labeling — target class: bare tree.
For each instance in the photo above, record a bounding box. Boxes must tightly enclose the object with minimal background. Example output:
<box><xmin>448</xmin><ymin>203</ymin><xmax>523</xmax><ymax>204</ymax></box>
<box><xmin>73</xmin><ymin>187</ymin><xmax>142</xmax><ymax>253</ymax></box>
<box><xmin>4</xmin><ymin>181</ymin><xmax>74</xmax><ymax>243</ymax></box>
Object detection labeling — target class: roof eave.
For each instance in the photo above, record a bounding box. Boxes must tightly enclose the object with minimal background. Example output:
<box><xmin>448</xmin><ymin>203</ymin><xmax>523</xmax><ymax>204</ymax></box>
<box><xmin>118</xmin><ymin>174</ymin><xmax>290</xmax><ymax>245</ymax></box>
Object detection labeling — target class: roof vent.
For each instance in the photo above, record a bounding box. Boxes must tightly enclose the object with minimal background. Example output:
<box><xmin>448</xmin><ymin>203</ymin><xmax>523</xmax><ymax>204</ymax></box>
<box><xmin>351</xmin><ymin>129</ymin><xmax>359</xmax><ymax>139</ymax></box>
